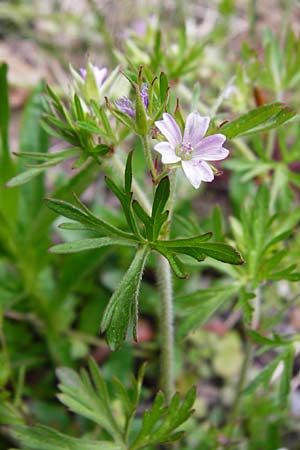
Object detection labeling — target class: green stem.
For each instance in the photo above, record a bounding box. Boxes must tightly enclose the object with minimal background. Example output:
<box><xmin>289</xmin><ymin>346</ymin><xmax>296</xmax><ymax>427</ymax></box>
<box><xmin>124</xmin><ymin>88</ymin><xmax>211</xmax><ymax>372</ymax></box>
<box><xmin>111</xmin><ymin>149</ymin><xmax>176</xmax><ymax>403</ymax></box>
<box><xmin>141</xmin><ymin>135</ymin><xmax>157</xmax><ymax>183</ymax></box>
<box><xmin>157</xmin><ymin>254</ymin><xmax>175</xmax><ymax>403</ymax></box>
<box><xmin>157</xmin><ymin>170</ymin><xmax>177</xmax><ymax>403</ymax></box>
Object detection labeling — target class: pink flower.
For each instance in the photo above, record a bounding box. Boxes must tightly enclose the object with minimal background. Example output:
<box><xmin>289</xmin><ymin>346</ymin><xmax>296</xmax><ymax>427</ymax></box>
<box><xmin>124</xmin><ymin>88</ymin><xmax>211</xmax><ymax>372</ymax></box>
<box><xmin>154</xmin><ymin>112</ymin><xmax>229</xmax><ymax>188</ymax></box>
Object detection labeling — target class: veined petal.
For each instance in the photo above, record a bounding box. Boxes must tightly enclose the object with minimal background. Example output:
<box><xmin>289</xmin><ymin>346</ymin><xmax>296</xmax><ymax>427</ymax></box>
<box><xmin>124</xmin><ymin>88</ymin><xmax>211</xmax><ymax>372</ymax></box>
<box><xmin>194</xmin><ymin>133</ymin><xmax>229</xmax><ymax>161</ymax></box>
<box><xmin>181</xmin><ymin>159</ymin><xmax>214</xmax><ymax>188</ymax></box>
<box><xmin>154</xmin><ymin>142</ymin><xmax>181</xmax><ymax>164</ymax></box>
<box><xmin>155</xmin><ymin>113</ymin><xmax>182</xmax><ymax>147</ymax></box>
<box><xmin>197</xmin><ymin>161</ymin><xmax>214</xmax><ymax>182</ymax></box>
<box><xmin>183</xmin><ymin>112</ymin><xmax>210</xmax><ymax>146</ymax></box>
<box><xmin>181</xmin><ymin>160</ymin><xmax>203</xmax><ymax>189</ymax></box>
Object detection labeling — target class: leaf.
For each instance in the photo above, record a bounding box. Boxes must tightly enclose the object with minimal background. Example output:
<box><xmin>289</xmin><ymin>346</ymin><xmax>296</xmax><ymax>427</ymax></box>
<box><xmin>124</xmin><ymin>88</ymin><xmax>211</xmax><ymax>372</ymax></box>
<box><xmin>243</xmin><ymin>355</ymin><xmax>281</xmax><ymax>395</ymax></box>
<box><xmin>159</xmin><ymin>233</ymin><xmax>212</xmax><ymax>248</ymax></box>
<box><xmin>90</xmin><ymin>144</ymin><xmax>110</xmax><ymax>156</ymax></box>
<box><xmin>269</xmin><ymin>269</ymin><xmax>300</xmax><ymax>281</ymax></box>
<box><xmin>159</xmin><ymin>72</ymin><xmax>169</xmax><ymax>103</ymax></box>
<box><xmin>57</xmin><ymin>222</ymin><xmax>104</xmax><ymax>232</ymax></box>
<box><xmin>153</xmin><ymin>245</ymin><xmax>188</xmax><ymax>279</ymax></box>
<box><xmin>191</xmin><ymin>242</ymin><xmax>244</xmax><ymax>264</ymax></box>
<box><xmin>176</xmin><ymin>284</ymin><xmax>239</xmax><ymax>339</ymax></box>
<box><xmin>130</xmin><ymin>387</ymin><xmax>195</xmax><ymax>450</ymax></box>
<box><xmin>132</xmin><ymin>200</ymin><xmax>153</xmax><ymax>239</ymax></box>
<box><xmin>74</xmin><ymin>93</ymin><xmax>84</xmax><ymax>121</ymax></box>
<box><xmin>157</xmin><ymin>235</ymin><xmax>244</xmax><ymax>265</ymax></box>
<box><xmin>56</xmin><ymin>365</ymin><xmax>122</xmax><ymax>438</ymax></box>
<box><xmin>50</xmin><ymin>237</ymin><xmax>137</xmax><ymax>254</ymax></box>
<box><xmin>76</xmin><ymin>120</ymin><xmax>107</xmax><ymax>136</ymax></box>
<box><xmin>125</xmin><ymin>150</ymin><xmax>134</xmax><ymax>195</ymax></box>
<box><xmin>11</xmin><ymin>425</ymin><xmax>121</xmax><ymax>450</ymax></box>
<box><xmin>278</xmin><ymin>345</ymin><xmax>294</xmax><ymax>408</ymax></box>
<box><xmin>110</xmin><ymin>107</ymin><xmax>135</xmax><ymax>129</ymax></box>
<box><xmin>15</xmin><ymin>148</ymin><xmax>80</xmax><ymax>161</ymax></box>
<box><xmin>45</xmin><ymin>198</ymin><xmax>132</xmax><ymax>238</ymax></box>
<box><xmin>151</xmin><ymin>176</ymin><xmax>170</xmax><ymax>239</ymax></box>
<box><xmin>28</xmin><ymin>161</ymin><xmax>99</xmax><ymax>243</ymax></box>
<box><xmin>246</xmin><ymin>329</ymin><xmax>288</xmax><ymax>346</ymax></box>
<box><xmin>105</xmin><ymin>173</ymin><xmax>141</xmax><ymax>239</ymax></box>
<box><xmin>6</xmin><ymin>167</ymin><xmax>46</xmax><ymax>187</ymax></box>
<box><xmin>219</xmin><ymin>103</ymin><xmax>286</xmax><ymax>139</ymax></box>
<box><xmin>40</xmin><ymin>118</ymin><xmax>72</xmax><ymax>141</ymax></box>
<box><xmin>72</xmin><ymin>153</ymin><xmax>89</xmax><ymax>169</ymax></box>
<box><xmin>241</xmin><ymin>107</ymin><xmax>297</xmax><ymax>136</ymax></box>
<box><xmin>101</xmin><ymin>246</ymin><xmax>149</xmax><ymax>350</ymax></box>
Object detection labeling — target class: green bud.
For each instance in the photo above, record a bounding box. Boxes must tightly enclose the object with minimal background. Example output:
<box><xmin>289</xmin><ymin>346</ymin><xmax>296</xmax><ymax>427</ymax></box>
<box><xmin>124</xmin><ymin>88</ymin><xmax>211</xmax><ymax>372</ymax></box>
<box><xmin>135</xmin><ymin>85</ymin><xmax>148</xmax><ymax>136</ymax></box>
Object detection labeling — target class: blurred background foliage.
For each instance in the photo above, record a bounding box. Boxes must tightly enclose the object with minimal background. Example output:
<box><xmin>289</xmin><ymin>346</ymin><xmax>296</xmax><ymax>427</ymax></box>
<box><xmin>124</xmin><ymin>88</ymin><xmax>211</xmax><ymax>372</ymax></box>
<box><xmin>1</xmin><ymin>1</ymin><xmax>300</xmax><ymax>449</ymax></box>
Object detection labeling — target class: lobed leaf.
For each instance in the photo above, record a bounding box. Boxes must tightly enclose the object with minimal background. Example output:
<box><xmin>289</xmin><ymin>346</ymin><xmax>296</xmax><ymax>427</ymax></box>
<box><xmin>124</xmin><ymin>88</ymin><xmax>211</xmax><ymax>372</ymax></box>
<box><xmin>11</xmin><ymin>425</ymin><xmax>121</xmax><ymax>450</ymax></box>
<box><xmin>176</xmin><ymin>284</ymin><xmax>240</xmax><ymax>339</ymax></box>
<box><xmin>101</xmin><ymin>246</ymin><xmax>149</xmax><ymax>350</ymax></box>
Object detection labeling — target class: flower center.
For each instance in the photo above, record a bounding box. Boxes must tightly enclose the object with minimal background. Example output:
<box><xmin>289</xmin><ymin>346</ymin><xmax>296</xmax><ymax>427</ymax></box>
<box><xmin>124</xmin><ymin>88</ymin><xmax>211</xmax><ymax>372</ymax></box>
<box><xmin>175</xmin><ymin>142</ymin><xmax>194</xmax><ymax>160</ymax></box>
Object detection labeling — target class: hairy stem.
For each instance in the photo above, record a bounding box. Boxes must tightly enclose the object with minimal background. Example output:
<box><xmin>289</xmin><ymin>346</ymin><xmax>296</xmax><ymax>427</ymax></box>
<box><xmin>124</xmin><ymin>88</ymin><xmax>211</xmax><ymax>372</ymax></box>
<box><xmin>111</xmin><ymin>149</ymin><xmax>176</xmax><ymax>402</ymax></box>
<box><xmin>157</xmin><ymin>254</ymin><xmax>175</xmax><ymax>403</ymax></box>
<box><xmin>141</xmin><ymin>135</ymin><xmax>157</xmax><ymax>183</ymax></box>
<box><xmin>157</xmin><ymin>170</ymin><xmax>177</xmax><ymax>403</ymax></box>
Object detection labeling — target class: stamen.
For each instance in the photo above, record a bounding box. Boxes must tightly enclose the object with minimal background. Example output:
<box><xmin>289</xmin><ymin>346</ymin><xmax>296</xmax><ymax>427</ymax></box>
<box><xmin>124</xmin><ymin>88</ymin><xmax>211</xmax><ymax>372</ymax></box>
<box><xmin>175</xmin><ymin>142</ymin><xmax>194</xmax><ymax>160</ymax></box>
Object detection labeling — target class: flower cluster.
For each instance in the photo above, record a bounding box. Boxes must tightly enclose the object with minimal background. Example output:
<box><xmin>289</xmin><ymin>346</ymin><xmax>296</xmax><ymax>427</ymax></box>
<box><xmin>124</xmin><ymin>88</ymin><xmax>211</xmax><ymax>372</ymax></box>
<box><xmin>70</xmin><ymin>62</ymin><xmax>229</xmax><ymax>189</ymax></box>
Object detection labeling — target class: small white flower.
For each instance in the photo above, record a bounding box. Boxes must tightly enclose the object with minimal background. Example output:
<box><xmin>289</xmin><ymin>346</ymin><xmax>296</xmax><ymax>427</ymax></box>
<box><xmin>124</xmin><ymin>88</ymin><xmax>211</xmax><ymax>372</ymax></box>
<box><xmin>154</xmin><ymin>112</ymin><xmax>229</xmax><ymax>188</ymax></box>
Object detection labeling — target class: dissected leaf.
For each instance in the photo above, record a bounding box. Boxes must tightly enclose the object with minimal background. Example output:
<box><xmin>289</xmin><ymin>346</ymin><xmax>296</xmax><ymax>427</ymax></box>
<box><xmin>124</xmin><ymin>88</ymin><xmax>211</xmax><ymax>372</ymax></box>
<box><xmin>176</xmin><ymin>284</ymin><xmax>240</xmax><ymax>338</ymax></box>
<box><xmin>101</xmin><ymin>246</ymin><xmax>149</xmax><ymax>350</ymax></box>
<box><xmin>11</xmin><ymin>425</ymin><xmax>121</xmax><ymax>450</ymax></box>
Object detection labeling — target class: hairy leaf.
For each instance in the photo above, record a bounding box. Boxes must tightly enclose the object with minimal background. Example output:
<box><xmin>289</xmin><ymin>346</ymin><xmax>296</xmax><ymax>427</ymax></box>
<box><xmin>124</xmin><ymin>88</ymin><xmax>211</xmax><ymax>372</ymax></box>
<box><xmin>50</xmin><ymin>237</ymin><xmax>137</xmax><ymax>254</ymax></box>
<box><xmin>101</xmin><ymin>246</ymin><xmax>149</xmax><ymax>349</ymax></box>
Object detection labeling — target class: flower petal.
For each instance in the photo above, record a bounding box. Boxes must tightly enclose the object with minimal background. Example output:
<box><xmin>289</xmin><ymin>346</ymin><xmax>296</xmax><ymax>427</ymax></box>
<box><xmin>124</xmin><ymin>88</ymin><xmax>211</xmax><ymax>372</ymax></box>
<box><xmin>181</xmin><ymin>160</ymin><xmax>214</xmax><ymax>188</ymax></box>
<box><xmin>197</xmin><ymin>161</ymin><xmax>214</xmax><ymax>182</ymax></box>
<box><xmin>194</xmin><ymin>134</ymin><xmax>229</xmax><ymax>161</ymax></box>
<box><xmin>181</xmin><ymin>160</ymin><xmax>203</xmax><ymax>188</ymax></box>
<box><xmin>93</xmin><ymin>66</ymin><xmax>107</xmax><ymax>88</ymax></box>
<box><xmin>154</xmin><ymin>142</ymin><xmax>181</xmax><ymax>164</ymax></box>
<box><xmin>155</xmin><ymin>113</ymin><xmax>182</xmax><ymax>147</ymax></box>
<box><xmin>183</xmin><ymin>112</ymin><xmax>210</xmax><ymax>146</ymax></box>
